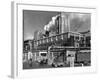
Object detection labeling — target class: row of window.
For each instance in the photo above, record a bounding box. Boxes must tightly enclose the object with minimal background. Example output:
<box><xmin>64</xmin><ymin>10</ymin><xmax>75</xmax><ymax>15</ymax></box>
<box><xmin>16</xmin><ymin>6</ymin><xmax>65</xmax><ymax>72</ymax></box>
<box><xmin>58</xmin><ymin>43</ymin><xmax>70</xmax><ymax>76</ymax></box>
<box><xmin>34</xmin><ymin>33</ymin><xmax>68</xmax><ymax>46</ymax></box>
<box><xmin>34</xmin><ymin>33</ymin><xmax>83</xmax><ymax>46</ymax></box>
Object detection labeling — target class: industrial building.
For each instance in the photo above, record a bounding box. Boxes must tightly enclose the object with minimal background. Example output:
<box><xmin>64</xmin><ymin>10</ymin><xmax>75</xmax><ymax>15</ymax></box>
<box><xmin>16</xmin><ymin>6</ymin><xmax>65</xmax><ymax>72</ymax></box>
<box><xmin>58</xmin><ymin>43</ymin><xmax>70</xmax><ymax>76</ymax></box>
<box><xmin>23</xmin><ymin>12</ymin><xmax>91</xmax><ymax>69</ymax></box>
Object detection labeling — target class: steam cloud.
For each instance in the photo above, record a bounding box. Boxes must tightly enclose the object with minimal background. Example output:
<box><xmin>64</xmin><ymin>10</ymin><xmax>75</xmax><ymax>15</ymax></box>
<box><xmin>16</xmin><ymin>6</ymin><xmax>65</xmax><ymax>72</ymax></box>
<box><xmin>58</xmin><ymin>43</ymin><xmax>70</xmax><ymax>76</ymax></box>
<box><xmin>44</xmin><ymin>15</ymin><xmax>58</xmax><ymax>32</ymax></box>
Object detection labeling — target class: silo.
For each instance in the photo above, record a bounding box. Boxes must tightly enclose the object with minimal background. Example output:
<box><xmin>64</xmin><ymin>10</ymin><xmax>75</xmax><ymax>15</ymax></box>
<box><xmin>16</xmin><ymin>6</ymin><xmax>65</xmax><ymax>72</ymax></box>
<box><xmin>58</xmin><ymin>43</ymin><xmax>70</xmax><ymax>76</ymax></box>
<box><xmin>60</xmin><ymin>12</ymin><xmax>70</xmax><ymax>33</ymax></box>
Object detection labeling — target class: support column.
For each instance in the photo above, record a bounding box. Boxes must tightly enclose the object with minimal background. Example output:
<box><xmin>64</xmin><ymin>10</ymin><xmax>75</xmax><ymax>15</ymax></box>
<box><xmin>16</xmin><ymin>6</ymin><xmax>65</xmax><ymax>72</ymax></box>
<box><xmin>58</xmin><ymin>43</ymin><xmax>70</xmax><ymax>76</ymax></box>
<box><xmin>47</xmin><ymin>46</ymin><xmax>52</xmax><ymax>65</ymax></box>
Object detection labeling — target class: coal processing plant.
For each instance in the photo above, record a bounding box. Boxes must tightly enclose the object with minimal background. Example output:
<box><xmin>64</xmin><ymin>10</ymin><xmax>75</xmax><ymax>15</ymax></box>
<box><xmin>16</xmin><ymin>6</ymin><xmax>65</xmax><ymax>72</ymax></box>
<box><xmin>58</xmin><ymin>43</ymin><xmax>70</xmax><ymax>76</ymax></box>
<box><xmin>23</xmin><ymin>11</ymin><xmax>91</xmax><ymax>69</ymax></box>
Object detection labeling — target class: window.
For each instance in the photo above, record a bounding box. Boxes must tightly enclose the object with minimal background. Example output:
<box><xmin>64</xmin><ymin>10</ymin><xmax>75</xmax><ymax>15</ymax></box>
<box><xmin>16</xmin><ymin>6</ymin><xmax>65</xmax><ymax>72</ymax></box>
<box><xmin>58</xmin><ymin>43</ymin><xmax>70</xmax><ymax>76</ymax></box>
<box><xmin>41</xmin><ymin>53</ymin><xmax>47</xmax><ymax>56</ymax></box>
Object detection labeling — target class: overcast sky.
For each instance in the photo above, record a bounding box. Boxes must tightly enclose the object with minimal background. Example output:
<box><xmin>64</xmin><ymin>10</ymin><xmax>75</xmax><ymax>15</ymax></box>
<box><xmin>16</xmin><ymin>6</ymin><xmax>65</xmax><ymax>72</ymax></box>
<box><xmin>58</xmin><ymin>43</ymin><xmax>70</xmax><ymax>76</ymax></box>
<box><xmin>23</xmin><ymin>10</ymin><xmax>90</xmax><ymax>40</ymax></box>
<box><xmin>23</xmin><ymin>10</ymin><xmax>59</xmax><ymax>40</ymax></box>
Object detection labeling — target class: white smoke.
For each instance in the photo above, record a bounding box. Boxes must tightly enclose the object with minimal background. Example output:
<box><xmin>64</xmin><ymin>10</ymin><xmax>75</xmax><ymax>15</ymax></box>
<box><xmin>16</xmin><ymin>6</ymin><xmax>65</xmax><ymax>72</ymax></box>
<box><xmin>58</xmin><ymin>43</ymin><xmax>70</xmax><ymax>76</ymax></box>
<box><xmin>44</xmin><ymin>15</ymin><xmax>58</xmax><ymax>32</ymax></box>
<box><xmin>44</xmin><ymin>25</ymin><xmax>49</xmax><ymax>31</ymax></box>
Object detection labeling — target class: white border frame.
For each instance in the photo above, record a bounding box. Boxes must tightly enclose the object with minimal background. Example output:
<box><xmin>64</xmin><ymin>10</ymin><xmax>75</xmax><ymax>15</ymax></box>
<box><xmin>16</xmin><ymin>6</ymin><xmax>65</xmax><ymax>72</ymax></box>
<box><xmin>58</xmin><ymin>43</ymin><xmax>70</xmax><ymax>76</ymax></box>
<box><xmin>11</xmin><ymin>1</ymin><xmax>97</xmax><ymax>78</ymax></box>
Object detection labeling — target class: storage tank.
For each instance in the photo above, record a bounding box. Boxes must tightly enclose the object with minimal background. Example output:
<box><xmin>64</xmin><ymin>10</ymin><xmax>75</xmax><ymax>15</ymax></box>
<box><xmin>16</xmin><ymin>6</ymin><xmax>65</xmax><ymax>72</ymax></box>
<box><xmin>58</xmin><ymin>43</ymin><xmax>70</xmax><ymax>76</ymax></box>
<box><xmin>60</xmin><ymin>13</ymin><xmax>70</xmax><ymax>33</ymax></box>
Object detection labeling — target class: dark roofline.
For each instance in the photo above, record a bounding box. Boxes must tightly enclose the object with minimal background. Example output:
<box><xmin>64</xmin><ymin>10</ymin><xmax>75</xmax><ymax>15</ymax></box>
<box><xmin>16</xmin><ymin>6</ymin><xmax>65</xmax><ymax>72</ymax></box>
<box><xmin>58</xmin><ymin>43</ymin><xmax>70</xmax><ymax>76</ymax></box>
<box><xmin>79</xmin><ymin>30</ymin><xmax>90</xmax><ymax>34</ymax></box>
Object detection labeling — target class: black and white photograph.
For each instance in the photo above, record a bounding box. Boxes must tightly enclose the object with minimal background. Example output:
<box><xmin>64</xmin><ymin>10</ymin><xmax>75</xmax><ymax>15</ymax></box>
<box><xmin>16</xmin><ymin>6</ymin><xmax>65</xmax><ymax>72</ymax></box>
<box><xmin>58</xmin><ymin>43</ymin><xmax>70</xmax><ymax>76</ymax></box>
<box><xmin>23</xmin><ymin>10</ymin><xmax>91</xmax><ymax>69</ymax></box>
